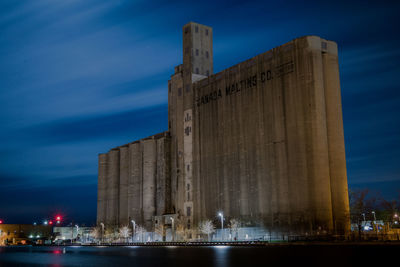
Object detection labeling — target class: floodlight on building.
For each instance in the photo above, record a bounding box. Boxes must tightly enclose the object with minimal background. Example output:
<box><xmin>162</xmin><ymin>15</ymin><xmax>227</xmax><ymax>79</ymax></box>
<box><xmin>218</xmin><ymin>212</ymin><xmax>224</xmax><ymax>241</ymax></box>
<box><xmin>44</xmin><ymin>221</ymin><xmax>48</xmax><ymax>225</ymax></box>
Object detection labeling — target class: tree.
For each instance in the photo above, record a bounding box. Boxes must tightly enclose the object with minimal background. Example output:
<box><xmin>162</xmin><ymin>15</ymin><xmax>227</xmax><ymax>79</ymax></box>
<box><xmin>199</xmin><ymin>220</ymin><xmax>215</xmax><ymax>241</ymax></box>
<box><xmin>349</xmin><ymin>188</ymin><xmax>379</xmax><ymax>222</ymax></box>
<box><xmin>89</xmin><ymin>227</ymin><xmax>101</xmax><ymax>242</ymax></box>
<box><xmin>105</xmin><ymin>227</ymin><xmax>118</xmax><ymax>242</ymax></box>
<box><xmin>229</xmin><ymin>218</ymin><xmax>241</xmax><ymax>241</ymax></box>
<box><xmin>119</xmin><ymin>226</ymin><xmax>131</xmax><ymax>243</ymax></box>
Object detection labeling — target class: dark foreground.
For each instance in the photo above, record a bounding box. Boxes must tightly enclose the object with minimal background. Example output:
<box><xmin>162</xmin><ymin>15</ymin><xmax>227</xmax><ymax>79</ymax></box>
<box><xmin>0</xmin><ymin>243</ymin><xmax>398</xmax><ymax>267</ymax></box>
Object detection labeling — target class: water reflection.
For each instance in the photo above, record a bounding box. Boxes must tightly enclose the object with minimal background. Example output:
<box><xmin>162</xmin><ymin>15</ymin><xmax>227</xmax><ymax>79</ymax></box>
<box><xmin>0</xmin><ymin>244</ymin><xmax>398</xmax><ymax>267</ymax></box>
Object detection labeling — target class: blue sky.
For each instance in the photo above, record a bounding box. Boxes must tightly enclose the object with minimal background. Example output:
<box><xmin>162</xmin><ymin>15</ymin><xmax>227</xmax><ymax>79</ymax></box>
<box><xmin>0</xmin><ymin>0</ymin><xmax>399</xmax><ymax>224</ymax></box>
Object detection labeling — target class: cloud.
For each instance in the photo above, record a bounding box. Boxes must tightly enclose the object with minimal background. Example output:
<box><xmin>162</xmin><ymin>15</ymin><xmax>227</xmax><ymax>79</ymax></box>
<box><xmin>1</xmin><ymin>0</ymin><xmax>400</xmax><ymax>224</ymax></box>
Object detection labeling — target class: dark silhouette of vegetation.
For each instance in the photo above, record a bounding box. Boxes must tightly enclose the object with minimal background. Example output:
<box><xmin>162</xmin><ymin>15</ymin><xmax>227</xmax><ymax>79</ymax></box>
<box><xmin>349</xmin><ymin>188</ymin><xmax>399</xmax><ymax>227</ymax></box>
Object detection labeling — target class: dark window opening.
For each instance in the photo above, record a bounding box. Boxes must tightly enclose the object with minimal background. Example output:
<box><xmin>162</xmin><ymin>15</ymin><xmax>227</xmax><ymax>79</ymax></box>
<box><xmin>187</xmin><ymin>207</ymin><xmax>191</xmax><ymax>216</ymax></box>
<box><xmin>195</xmin><ymin>26</ymin><xmax>198</xmax><ymax>33</ymax></box>
<box><xmin>195</xmin><ymin>68</ymin><xmax>199</xmax><ymax>74</ymax></box>
<box><xmin>205</xmin><ymin>29</ymin><xmax>209</xmax><ymax>36</ymax></box>
<box><xmin>187</xmin><ymin>192</ymin><xmax>190</xmax><ymax>201</ymax></box>
<box><xmin>186</xmin><ymin>84</ymin><xmax>190</xmax><ymax>92</ymax></box>
<box><xmin>184</xmin><ymin>126</ymin><xmax>191</xmax><ymax>136</ymax></box>
<box><xmin>206</xmin><ymin>51</ymin><xmax>209</xmax><ymax>58</ymax></box>
<box><xmin>187</xmin><ymin>183</ymin><xmax>190</xmax><ymax>190</ymax></box>
<box><xmin>196</xmin><ymin>49</ymin><xmax>199</xmax><ymax>56</ymax></box>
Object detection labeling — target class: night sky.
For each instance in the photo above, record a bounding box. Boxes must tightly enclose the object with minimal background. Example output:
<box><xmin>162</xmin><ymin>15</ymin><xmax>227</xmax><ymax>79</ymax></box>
<box><xmin>1</xmin><ymin>0</ymin><xmax>399</xmax><ymax>225</ymax></box>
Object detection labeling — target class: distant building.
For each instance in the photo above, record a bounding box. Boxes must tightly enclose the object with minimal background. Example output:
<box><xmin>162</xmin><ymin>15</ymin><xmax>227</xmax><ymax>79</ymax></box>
<box><xmin>0</xmin><ymin>224</ymin><xmax>52</xmax><ymax>245</ymax></box>
<box><xmin>53</xmin><ymin>226</ymin><xmax>93</xmax><ymax>243</ymax></box>
<box><xmin>97</xmin><ymin>22</ymin><xmax>350</xmax><ymax>238</ymax></box>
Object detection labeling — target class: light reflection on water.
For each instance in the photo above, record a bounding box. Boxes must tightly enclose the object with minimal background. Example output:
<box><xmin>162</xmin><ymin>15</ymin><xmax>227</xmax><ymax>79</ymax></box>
<box><xmin>0</xmin><ymin>244</ymin><xmax>397</xmax><ymax>267</ymax></box>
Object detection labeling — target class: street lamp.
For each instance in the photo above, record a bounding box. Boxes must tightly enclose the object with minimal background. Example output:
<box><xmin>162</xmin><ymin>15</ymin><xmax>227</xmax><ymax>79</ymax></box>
<box><xmin>100</xmin><ymin>223</ymin><xmax>104</xmax><ymax>243</ymax></box>
<box><xmin>75</xmin><ymin>225</ymin><xmax>79</xmax><ymax>242</ymax></box>
<box><xmin>218</xmin><ymin>212</ymin><xmax>224</xmax><ymax>241</ymax></box>
<box><xmin>170</xmin><ymin>217</ymin><xmax>175</xmax><ymax>242</ymax></box>
<box><xmin>131</xmin><ymin>220</ymin><xmax>136</xmax><ymax>243</ymax></box>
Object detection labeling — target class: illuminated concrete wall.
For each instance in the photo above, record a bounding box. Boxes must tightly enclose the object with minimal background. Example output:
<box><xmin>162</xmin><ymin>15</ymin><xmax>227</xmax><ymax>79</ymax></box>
<box><xmin>96</xmin><ymin>133</ymin><xmax>170</xmax><ymax>229</ymax></box>
<box><xmin>190</xmin><ymin>35</ymin><xmax>350</xmax><ymax>234</ymax></box>
<box><xmin>97</xmin><ymin>22</ymin><xmax>350</xmax><ymax>235</ymax></box>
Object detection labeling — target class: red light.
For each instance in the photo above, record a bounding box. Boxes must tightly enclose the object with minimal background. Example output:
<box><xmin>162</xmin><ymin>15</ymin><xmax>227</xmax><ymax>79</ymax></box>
<box><xmin>56</xmin><ymin>216</ymin><xmax>61</xmax><ymax>221</ymax></box>
<box><xmin>0</xmin><ymin>220</ymin><xmax>3</xmax><ymax>224</ymax></box>
<box><xmin>49</xmin><ymin>221</ymin><xmax>53</xmax><ymax>225</ymax></box>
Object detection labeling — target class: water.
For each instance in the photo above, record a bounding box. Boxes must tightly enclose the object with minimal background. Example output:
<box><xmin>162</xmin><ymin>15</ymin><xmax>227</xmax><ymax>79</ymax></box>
<box><xmin>0</xmin><ymin>244</ymin><xmax>397</xmax><ymax>266</ymax></box>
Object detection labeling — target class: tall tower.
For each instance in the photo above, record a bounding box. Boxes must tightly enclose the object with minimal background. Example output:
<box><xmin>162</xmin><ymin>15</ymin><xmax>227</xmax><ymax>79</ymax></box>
<box><xmin>168</xmin><ymin>22</ymin><xmax>213</xmax><ymax>234</ymax></box>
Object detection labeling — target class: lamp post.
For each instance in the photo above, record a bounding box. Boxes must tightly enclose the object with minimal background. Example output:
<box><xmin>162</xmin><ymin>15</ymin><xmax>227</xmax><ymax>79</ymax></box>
<box><xmin>100</xmin><ymin>223</ymin><xmax>104</xmax><ymax>243</ymax></box>
<box><xmin>170</xmin><ymin>217</ymin><xmax>175</xmax><ymax>242</ymax></box>
<box><xmin>75</xmin><ymin>225</ymin><xmax>79</xmax><ymax>242</ymax></box>
<box><xmin>218</xmin><ymin>212</ymin><xmax>224</xmax><ymax>241</ymax></box>
<box><xmin>131</xmin><ymin>220</ymin><xmax>136</xmax><ymax>243</ymax></box>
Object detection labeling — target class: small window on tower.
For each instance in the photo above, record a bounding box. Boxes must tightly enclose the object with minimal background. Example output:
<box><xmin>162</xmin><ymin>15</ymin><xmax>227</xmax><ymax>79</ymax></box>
<box><xmin>187</xmin><ymin>207</ymin><xmax>191</xmax><ymax>216</ymax></box>
<box><xmin>195</xmin><ymin>67</ymin><xmax>199</xmax><ymax>74</ymax></box>
<box><xmin>186</xmin><ymin>84</ymin><xmax>190</xmax><ymax>92</ymax></box>
<box><xmin>187</xmin><ymin>192</ymin><xmax>190</xmax><ymax>201</ymax></box>
<box><xmin>205</xmin><ymin>29</ymin><xmax>209</xmax><ymax>36</ymax></box>
<box><xmin>187</xmin><ymin>183</ymin><xmax>190</xmax><ymax>190</ymax></box>
<box><xmin>196</xmin><ymin>49</ymin><xmax>199</xmax><ymax>56</ymax></box>
<box><xmin>187</xmin><ymin>165</ymin><xmax>190</xmax><ymax>171</ymax></box>
<box><xmin>195</xmin><ymin>26</ymin><xmax>198</xmax><ymax>33</ymax></box>
<box><xmin>206</xmin><ymin>51</ymin><xmax>209</xmax><ymax>58</ymax></box>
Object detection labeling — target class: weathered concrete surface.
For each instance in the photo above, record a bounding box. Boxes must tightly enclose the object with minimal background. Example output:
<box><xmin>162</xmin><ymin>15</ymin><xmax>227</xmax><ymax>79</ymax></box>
<box><xmin>119</xmin><ymin>146</ymin><xmax>129</xmax><ymax>226</ymax></box>
<box><xmin>96</xmin><ymin>153</ymin><xmax>108</xmax><ymax>225</ymax></box>
<box><xmin>128</xmin><ymin>142</ymin><xmax>143</xmax><ymax>225</ymax></box>
<box><xmin>97</xmin><ymin>133</ymin><xmax>171</xmax><ymax>230</ymax></box>
<box><xmin>190</xmin><ymin>35</ymin><xmax>348</xmax><ymax>234</ymax></box>
<box><xmin>97</xmin><ymin>23</ymin><xmax>350</xmax><ymax>236</ymax></box>
<box><xmin>322</xmin><ymin>41</ymin><xmax>351</xmax><ymax>235</ymax></box>
<box><xmin>106</xmin><ymin>149</ymin><xmax>120</xmax><ymax>226</ymax></box>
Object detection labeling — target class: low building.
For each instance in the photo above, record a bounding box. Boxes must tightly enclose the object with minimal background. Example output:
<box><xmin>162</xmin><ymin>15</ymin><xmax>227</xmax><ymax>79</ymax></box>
<box><xmin>53</xmin><ymin>226</ymin><xmax>93</xmax><ymax>243</ymax></box>
<box><xmin>0</xmin><ymin>224</ymin><xmax>52</xmax><ymax>245</ymax></box>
